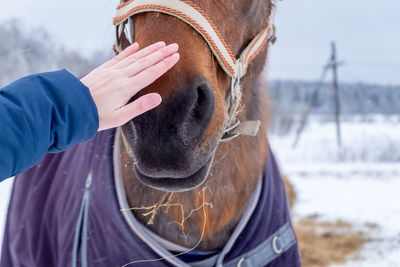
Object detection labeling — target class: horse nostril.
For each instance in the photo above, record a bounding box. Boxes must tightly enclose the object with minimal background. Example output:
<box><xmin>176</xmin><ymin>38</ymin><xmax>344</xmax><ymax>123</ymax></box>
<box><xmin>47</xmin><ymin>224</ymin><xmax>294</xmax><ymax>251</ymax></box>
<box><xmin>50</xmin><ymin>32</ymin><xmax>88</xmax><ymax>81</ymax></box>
<box><xmin>179</xmin><ymin>81</ymin><xmax>214</xmax><ymax>143</ymax></box>
<box><xmin>193</xmin><ymin>83</ymin><xmax>209</xmax><ymax>119</ymax></box>
<box><xmin>190</xmin><ymin>82</ymin><xmax>215</xmax><ymax>126</ymax></box>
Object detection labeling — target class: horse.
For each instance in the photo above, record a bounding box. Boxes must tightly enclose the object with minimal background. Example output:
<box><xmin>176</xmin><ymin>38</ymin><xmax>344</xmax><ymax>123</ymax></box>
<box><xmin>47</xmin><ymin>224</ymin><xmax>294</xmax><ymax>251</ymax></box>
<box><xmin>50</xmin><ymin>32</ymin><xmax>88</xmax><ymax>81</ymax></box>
<box><xmin>1</xmin><ymin>1</ymin><xmax>301</xmax><ymax>266</ymax></box>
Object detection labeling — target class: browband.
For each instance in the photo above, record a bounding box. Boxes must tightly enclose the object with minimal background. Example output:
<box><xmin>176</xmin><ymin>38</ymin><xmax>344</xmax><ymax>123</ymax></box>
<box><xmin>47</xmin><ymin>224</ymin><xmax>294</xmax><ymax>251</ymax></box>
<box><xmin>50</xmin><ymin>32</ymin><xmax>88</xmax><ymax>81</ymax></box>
<box><xmin>113</xmin><ymin>0</ymin><xmax>276</xmax><ymax>141</ymax></box>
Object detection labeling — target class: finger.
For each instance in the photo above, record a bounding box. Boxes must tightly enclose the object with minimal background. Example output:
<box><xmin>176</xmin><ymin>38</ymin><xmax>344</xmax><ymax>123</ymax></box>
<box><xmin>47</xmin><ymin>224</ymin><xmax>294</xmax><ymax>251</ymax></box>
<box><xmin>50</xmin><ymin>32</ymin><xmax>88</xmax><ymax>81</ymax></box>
<box><xmin>115</xmin><ymin>41</ymin><xmax>166</xmax><ymax>69</ymax></box>
<box><xmin>115</xmin><ymin>93</ymin><xmax>162</xmax><ymax>125</ymax></box>
<box><xmin>104</xmin><ymin>43</ymin><xmax>139</xmax><ymax>67</ymax></box>
<box><xmin>129</xmin><ymin>53</ymin><xmax>180</xmax><ymax>95</ymax></box>
<box><xmin>124</xmin><ymin>43</ymin><xmax>179</xmax><ymax>78</ymax></box>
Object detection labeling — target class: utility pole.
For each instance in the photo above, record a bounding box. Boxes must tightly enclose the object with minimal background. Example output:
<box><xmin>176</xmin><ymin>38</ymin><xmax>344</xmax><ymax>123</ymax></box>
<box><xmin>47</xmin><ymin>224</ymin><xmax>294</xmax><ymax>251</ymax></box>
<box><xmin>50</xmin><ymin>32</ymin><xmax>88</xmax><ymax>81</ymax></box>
<box><xmin>293</xmin><ymin>41</ymin><xmax>344</xmax><ymax>148</ymax></box>
<box><xmin>331</xmin><ymin>41</ymin><xmax>342</xmax><ymax>146</ymax></box>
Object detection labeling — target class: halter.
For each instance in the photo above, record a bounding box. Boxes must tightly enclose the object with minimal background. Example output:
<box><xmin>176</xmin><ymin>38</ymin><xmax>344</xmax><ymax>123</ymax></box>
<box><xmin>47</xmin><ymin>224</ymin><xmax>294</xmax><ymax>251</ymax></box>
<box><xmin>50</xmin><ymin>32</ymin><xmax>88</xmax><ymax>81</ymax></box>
<box><xmin>113</xmin><ymin>0</ymin><xmax>276</xmax><ymax>142</ymax></box>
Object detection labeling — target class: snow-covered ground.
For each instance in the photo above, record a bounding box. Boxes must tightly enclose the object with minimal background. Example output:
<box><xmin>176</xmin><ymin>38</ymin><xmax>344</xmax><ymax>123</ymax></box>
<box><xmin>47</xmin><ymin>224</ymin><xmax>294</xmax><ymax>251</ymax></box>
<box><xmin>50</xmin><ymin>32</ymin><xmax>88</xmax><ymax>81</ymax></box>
<box><xmin>270</xmin><ymin>114</ymin><xmax>400</xmax><ymax>267</ymax></box>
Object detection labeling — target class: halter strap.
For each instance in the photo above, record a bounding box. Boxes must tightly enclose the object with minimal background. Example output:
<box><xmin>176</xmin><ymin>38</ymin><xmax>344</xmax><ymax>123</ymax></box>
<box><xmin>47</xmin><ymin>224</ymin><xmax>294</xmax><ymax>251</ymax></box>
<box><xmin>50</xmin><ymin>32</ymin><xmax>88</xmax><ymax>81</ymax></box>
<box><xmin>114</xmin><ymin>0</ymin><xmax>274</xmax><ymax>78</ymax></box>
<box><xmin>113</xmin><ymin>0</ymin><xmax>276</xmax><ymax>141</ymax></box>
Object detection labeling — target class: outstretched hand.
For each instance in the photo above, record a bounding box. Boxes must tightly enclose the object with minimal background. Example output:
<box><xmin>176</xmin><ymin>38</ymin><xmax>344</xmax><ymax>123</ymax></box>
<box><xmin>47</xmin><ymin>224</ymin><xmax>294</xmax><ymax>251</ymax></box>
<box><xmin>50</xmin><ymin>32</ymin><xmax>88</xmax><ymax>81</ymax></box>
<box><xmin>81</xmin><ymin>41</ymin><xmax>180</xmax><ymax>131</ymax></box>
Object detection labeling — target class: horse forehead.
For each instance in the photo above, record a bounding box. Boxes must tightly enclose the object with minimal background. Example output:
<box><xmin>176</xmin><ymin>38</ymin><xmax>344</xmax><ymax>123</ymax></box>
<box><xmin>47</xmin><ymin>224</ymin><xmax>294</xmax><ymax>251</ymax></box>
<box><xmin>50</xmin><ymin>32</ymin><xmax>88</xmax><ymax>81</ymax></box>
<box><xmin>134</xmin><ymin>13</ymin><xmax>218</xmax><ymax>82</ymax></box>
<box><xmin>132</xmin><ymin>2</ymin><xmax>244</xmax><ymax>29</ymax></box>
<box><xmin>134</xmin><ymin>14</ymin><xmax>212</xmax><ymax>59</ymax></box>
<box><xmin>132</xmin><ymin>0</ymin><xmax>260</xmax><ymax>55</ymax></box>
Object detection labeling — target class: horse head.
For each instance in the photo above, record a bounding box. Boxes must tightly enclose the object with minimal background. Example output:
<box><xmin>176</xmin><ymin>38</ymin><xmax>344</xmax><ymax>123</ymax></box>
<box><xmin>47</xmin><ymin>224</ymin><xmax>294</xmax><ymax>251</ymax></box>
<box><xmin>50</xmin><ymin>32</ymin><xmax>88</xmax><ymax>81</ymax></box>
<box><xmin>119</xmin><ymin>0</ymin><xmax>274</xmax><ymax>193</ymax></box>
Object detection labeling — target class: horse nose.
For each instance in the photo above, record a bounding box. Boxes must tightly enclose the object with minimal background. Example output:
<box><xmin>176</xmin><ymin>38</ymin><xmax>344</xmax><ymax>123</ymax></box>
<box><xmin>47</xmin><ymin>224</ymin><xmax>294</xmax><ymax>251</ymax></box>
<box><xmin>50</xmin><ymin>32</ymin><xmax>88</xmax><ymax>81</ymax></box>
<box><xmin>129</xmin><ymin>76</ymin><xmax>215</xmax><ymax>175</ymax></box>
<box><xmin>178</xmin><ymin>78</ymin><xmax>215</xmax><ymax>144</ymax></box>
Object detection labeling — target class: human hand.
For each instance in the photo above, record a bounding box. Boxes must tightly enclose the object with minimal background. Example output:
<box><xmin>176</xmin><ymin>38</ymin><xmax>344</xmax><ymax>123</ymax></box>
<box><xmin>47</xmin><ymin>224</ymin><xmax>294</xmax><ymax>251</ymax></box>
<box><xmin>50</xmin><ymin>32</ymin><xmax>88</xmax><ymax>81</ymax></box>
<box><xmin>80</xmin><ymin>41</ymin><xmax>180</xmax><ymax>131</ymax></box>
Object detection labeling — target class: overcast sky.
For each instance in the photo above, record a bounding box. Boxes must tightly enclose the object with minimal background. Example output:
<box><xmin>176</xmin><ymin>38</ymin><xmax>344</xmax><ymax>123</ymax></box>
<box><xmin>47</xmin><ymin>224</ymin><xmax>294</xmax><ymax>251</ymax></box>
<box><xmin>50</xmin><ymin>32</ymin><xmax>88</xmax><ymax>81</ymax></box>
<box><xmin>1</xmin><ymin>0</ymin><xmax>399</xmax><ymax>84</ymax></box>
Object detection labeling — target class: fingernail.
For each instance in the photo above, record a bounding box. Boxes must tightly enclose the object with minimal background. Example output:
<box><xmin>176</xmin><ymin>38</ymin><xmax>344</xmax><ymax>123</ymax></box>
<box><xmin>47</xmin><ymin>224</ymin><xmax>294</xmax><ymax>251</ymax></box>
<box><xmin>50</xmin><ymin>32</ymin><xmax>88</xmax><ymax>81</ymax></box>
<box><xmin>157</xmin><ymin>41</ymin><xmax>166</xmax><ymax>47</ymax></box>
<box><xmin>168</xmin><ymin>43</ymin><xmax>179</xmax><ymax>51</ymax></box>
<box><xmin>151</xmin><ymin>93</ymin><xmax>162</xmax><ymax>106</ymax></box>
<box><xmin>171</xmin><ymin>53</ymin><xmax>180</xmax><ymax>60</ymax></box>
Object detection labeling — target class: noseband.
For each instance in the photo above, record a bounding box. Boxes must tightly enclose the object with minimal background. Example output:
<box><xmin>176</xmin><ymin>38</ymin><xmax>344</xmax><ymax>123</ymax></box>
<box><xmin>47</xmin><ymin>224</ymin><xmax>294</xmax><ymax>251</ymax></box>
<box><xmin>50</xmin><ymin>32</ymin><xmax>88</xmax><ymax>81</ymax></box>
<box><xmin>113</xmin><ymin>0</ymin><xmax>276</xmax><ymax>142</ymax></box>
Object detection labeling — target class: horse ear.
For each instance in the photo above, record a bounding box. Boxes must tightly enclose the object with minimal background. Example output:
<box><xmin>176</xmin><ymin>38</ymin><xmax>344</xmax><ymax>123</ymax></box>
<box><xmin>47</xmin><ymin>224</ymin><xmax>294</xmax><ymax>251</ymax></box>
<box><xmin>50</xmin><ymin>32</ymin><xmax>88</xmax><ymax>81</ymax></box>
<box><xmin>129</xmin><ymin>16</ymin><xmax>136</xmax><ymax>43</ymax></box>
<box><xmin>114</xmin><ymin>20</ymin><xmax>133</xmax><ymax>55</ymax></box>
<box><xmin>120</xmin><ymin>20</ymin><xmax>133</xmax><ymax>50</ymax></box>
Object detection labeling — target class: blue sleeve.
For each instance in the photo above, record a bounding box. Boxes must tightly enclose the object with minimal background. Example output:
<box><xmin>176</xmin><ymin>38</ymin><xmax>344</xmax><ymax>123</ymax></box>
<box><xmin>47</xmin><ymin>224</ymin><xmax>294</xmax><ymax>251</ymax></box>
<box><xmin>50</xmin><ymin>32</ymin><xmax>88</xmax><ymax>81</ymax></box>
<box><xmin>0</xmin><ymin>69</ymin><xmax>99</xmax><ymax>181</ymax></box>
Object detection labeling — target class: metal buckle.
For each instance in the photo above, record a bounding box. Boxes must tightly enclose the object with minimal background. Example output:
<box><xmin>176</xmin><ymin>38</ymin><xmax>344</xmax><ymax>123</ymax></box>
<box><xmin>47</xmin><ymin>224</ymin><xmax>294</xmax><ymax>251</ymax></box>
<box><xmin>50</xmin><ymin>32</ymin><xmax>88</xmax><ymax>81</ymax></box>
<box><xmin>272</xmin><ymin>235</ymin><xmax>283</xmax><ymax>254</ymax></box>
<box><xmin>237</xmin><ymin>257</ymin><xmax>246</xmax><ymax>267</ymax></box>
<box><xmin>221</xmin><ymin>119</ymin><xmax>241</xmax><ymax>142</ymax></box>
<box><xmin>224</xmin><ymin>119</ymin><xmax>240</xmax><ymax>134</ymax></box>
<box><xmin>269</xmin><ymin>25</ymin><xmax>277</xmax><ymax>44</ymax></box>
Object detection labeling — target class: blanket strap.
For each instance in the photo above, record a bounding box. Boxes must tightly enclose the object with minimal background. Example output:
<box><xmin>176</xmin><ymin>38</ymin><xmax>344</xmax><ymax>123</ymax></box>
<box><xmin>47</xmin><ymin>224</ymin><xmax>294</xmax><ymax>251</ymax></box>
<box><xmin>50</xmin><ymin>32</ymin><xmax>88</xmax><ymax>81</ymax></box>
<box><xmin>223</xmin><ymin>223</ymin><xmax>296</xmax><ymax>267</ymax></box>
<box><xmin>72</xmin><ymin>172</ymin><xmax>93</xmax><ymax>267</ymax></box>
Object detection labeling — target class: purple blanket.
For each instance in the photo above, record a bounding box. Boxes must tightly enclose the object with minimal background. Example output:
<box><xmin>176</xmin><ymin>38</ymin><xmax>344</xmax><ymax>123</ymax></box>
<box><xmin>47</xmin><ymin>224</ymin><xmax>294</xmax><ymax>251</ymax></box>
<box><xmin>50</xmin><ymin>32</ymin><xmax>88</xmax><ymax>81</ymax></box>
<box><xmin>1</xmin><ymin>129</ymin><xmax>300</xmax><ymax>267</ymax></box>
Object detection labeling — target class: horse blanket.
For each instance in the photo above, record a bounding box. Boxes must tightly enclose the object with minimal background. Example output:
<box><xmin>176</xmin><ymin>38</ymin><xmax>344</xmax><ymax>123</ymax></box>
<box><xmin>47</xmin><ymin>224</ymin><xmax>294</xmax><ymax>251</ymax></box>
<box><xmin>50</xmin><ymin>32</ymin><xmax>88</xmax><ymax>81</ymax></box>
<box><xmin>1</xmin><ymin>129</ymin><xmax>301</xmax><ymax>267</ymax></box>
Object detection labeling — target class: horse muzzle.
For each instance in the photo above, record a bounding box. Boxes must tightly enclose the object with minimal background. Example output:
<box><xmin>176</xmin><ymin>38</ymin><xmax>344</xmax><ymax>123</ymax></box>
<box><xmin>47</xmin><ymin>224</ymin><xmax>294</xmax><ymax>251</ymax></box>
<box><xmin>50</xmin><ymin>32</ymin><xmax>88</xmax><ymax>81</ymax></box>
<box><xmin>121</xmin><ymin>76</ymin><xmax>217</xmax><ymax>192</ymax></box>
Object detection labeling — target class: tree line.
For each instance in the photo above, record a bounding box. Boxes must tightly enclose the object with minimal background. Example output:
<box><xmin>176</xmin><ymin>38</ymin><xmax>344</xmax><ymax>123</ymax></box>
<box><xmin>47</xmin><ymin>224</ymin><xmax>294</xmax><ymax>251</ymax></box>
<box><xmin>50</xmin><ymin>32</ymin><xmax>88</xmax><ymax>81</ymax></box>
<box><xmin>0</xmin><ymin>19</ymin><xmax>112</xmax><ymax>87</ymax></box>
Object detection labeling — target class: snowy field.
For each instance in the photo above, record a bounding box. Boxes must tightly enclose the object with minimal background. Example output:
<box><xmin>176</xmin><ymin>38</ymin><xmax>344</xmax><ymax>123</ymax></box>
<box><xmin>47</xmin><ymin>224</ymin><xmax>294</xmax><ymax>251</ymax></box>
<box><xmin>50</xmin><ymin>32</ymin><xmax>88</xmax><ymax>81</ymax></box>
<box><xmin>270</xmin><ymin>114</ymin><xmax>400</xmax><ymax>266</ymax></box>
<box><xmin>1</xmin><ymin>115</ymin><xmax>399</xmax><ymax>266</ymax></box>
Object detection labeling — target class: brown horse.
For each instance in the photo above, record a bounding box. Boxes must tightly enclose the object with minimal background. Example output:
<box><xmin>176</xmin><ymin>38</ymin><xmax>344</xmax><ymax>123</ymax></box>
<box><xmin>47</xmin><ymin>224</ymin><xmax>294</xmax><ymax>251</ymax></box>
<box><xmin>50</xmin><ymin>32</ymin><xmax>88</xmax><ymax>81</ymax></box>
<box><xmin>0</xmin><ymin>1</ymin><xmax>301</xmax><ymax>266</ymax></box>
<box><xmin>118</xmin><ymin>0</ymin><xmax>273</xmax><ymax>250</ymax></box>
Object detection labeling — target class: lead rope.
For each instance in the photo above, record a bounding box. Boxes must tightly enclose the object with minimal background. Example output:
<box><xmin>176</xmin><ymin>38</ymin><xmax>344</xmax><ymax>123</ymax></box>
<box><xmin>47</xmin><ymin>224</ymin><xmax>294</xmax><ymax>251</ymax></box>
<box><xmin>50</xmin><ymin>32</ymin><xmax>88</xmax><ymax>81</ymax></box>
<box><xmin>220</xmin><ymin>63</ymin><xmax>261</xmax><ymax>142</ymax></box>
<box><xmin>221</xmin><ymin>23</ymin><xmax>277</xmax><ymax>142</ymax></box>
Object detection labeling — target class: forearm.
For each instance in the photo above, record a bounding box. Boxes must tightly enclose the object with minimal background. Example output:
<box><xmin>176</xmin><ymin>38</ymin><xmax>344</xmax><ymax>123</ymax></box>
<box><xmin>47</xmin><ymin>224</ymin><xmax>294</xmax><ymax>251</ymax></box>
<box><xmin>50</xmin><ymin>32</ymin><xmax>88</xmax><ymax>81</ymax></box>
<box><xmin>0</xmin><ymin>70</ymin><xmax>99</xmax><ymax>180</ymax></box>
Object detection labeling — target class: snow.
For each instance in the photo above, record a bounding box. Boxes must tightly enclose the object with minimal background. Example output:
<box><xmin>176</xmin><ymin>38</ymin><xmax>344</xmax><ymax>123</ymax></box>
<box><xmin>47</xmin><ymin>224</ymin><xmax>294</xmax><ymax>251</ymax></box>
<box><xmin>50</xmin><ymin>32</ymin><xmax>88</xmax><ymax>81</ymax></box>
<box><xmin>289</xmin><ymin>173</ymin><xmax>400</xmax><ymax>235</ymax></box>
<box><xmin>333</xmin><ymin>239</ymin><xmax>400</xmax><ymax>267</ymax></box>
<box><xmin>270</xmin><ymin>115</ymin><xmax>400</xmax><ymax>266</ymax></box>
<box><xmin>270</xmin><ymin>114</ymin><xmax>400</xmax><ymax>163</ymax></box>
<box><xmin>290</xmin><ymin>174</ymin><xmax>400</xmax><ymax>267</ymax></box>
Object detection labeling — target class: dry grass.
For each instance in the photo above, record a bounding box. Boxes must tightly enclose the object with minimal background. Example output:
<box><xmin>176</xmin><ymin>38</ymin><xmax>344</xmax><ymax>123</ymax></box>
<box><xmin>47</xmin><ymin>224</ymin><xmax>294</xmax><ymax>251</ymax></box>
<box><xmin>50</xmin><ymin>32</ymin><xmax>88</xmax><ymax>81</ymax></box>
<box><xmin>295</xmin><ymin>217</ymin><xmax>367</xmax><ymax>267</ymax></box>
<box><xmin>282</xmin><ymin>175</ymin><xmax>368</xmax><ymax>267</ymax></box>
<box><xmin>282</xmin><ymin>175</ymin><xmax>296</xmax><ymax>208</ymax></box>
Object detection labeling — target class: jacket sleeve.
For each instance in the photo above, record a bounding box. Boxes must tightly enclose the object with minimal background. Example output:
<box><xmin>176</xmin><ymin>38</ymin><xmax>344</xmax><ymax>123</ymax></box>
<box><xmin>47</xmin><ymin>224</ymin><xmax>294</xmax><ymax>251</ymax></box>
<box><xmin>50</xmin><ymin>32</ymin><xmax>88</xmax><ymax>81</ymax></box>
<box><xmin>0</xmin><ymin>69</ymin><xmax>99</xmax><ymax>181</ymax></box>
